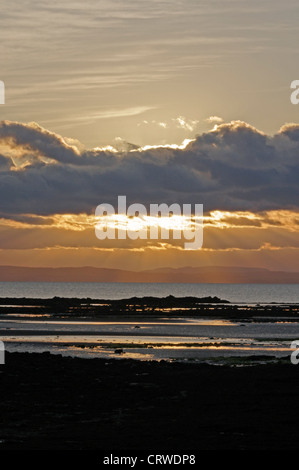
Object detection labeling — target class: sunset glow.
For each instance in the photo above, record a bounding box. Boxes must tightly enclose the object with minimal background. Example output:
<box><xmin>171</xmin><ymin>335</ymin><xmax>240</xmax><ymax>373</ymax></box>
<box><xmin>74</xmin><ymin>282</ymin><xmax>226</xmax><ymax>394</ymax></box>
<box><xmin>0</xmin><ymin>0</ymin><xmax>298</xmax><ymax>279</ymax></box>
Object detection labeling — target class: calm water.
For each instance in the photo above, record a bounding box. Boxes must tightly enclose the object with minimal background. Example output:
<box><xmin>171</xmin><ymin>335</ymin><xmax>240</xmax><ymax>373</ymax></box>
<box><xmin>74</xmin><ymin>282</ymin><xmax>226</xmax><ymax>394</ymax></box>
<box><xmin>1</xmin><ymin>282</ymin><xmax>298</xmax><ymax>363</ymax></box>
<box><xmin>1</xmin><ymin>316</ymin><xmax>297</xmax><ymax>363</ymax></box>
<box><xmin>0</xmin><ymin>282</ymin><xmax>297</xmax><ymax>303</ymax></box>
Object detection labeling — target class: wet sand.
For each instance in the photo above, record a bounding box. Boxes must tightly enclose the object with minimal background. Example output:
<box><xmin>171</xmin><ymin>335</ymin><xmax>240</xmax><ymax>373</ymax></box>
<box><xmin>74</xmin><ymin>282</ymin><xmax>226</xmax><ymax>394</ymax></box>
<box><xmin>1</xmin><ymin>351</ymin><xmax>299</xmax><ymax>450</ymax></box>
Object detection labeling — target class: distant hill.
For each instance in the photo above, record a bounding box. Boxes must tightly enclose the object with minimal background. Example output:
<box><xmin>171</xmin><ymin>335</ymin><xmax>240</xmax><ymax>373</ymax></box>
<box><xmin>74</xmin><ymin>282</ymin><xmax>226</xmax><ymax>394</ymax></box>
<box><xmin>0</xmin><ymin>265</ymin><xmax>298</xmax><ymax>283</ymax></box>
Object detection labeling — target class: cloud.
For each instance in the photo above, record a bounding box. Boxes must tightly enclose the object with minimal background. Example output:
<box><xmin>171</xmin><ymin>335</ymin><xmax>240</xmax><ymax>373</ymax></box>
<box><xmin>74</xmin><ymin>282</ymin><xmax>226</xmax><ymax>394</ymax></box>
<box><xmin>137</xmin><ymin>116</ymin><xmax>199</xmax><ymax>133</ymax></box>
<box><xmin>0</xmin><ymin>119</ymin><xmax>298</xmax><ymax>216</ymax></box>
<box><xmin>70</xmin><ymin>106</ymin><xmax>155</xmax><ymax>126</ymax></box>
<box><xmin>205</xmin><ymin>116</ymin><xmax>224</xmax><ymax>124</ymax></box>
<box><xmin>0</xmin><ymin>120</ymin><xmax>80</xmax><ymax>164</ymax></box>
<box><xmin>0</xmin><ymin>209</ymin><xmax>298</xmax><ymax>252</ymax></box>
<box><xmin>173</xmin><ymin>116</ymin><xmax>199</xmax><ymax>132</ymax></box>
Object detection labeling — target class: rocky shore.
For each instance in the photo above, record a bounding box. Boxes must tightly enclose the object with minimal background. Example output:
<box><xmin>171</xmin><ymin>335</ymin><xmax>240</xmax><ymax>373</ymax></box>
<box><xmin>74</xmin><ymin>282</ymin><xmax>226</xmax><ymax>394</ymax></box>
<box><xmin>0</xmin><ymin>295</ymin><xmax>298</xmax><ymax>320</ymax></box>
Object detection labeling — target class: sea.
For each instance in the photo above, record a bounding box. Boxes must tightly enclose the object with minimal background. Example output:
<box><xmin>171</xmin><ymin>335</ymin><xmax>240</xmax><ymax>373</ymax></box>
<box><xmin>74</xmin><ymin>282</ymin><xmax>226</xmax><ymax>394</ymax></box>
<box><xmin>0</xmin><ymin>281</ymin><xmax>297</xmax><ymax>303</ymax></box>
<box><xmin>0</xmin><ymin>282</ymin><xmax>298</xmax><ymax>363</ymax></box>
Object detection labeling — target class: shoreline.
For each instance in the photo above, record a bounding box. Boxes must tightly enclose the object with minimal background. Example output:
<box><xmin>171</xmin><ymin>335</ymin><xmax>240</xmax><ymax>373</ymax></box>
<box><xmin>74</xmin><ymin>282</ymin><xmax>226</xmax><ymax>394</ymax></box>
<box><xmin>1</xmin><ymin>351</ymin><xmax>299</xmax><ymax>450</ymax></box>
<box><xmin>1</xmin><ymin>295</ymin><xmax>299</xmax><ymax>450</ymax></box>
<box><xmin>0</xmin><ymin>295</ymin><xmax>298</xmax><ymax>321</ymax></box>
<box><xmin>0</xmin><ymin>296</ymin><xmax>298</xmax><ymax>363</ymax></box>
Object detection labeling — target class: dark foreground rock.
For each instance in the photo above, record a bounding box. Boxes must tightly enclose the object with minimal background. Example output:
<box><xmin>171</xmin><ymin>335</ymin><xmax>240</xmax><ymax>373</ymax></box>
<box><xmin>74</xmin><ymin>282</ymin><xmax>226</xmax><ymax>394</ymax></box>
<box><xmin>0</xmin><ymin>296</ymin><xmax>298</xmax><ymax>320</ymax></box>
<box><xmin>0</xmin><ymin>352</ymin><xmax>299</xmax><ymax>450</ymax></box>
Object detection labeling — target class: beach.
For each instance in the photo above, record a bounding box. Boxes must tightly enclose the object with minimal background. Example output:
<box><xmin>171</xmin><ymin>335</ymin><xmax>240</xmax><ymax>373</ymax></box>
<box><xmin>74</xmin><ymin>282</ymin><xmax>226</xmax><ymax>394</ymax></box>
<box><xmin>1</xmin><ymin>351</ymin><xmax>299</xmax><ymax>450</ymax></box>
<box><xmin>0</xmin><ymin>295</ymin><xmax>299</xmax><ymax>451</ymax></box>
<box><xmin>0</xmin><ymin>295</ymin><xmax>298</xmax><ymax>362</ymax></box>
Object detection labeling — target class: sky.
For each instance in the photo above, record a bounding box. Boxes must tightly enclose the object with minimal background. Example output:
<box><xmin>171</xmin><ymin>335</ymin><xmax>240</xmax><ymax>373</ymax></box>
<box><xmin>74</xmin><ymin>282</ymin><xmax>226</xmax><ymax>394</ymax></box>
<box><xmin>0</xmin><ymin>0</ymin><xmax>298</xmax><ymax>274</ymax></box>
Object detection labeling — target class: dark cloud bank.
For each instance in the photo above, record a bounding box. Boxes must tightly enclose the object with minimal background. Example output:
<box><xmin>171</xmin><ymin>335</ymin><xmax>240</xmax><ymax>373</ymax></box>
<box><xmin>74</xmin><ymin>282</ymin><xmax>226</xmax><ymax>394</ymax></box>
<box><xmin>0</xmin><ymin>120</ymin><xmax>298</xmax><ymax>216</ymax></box>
